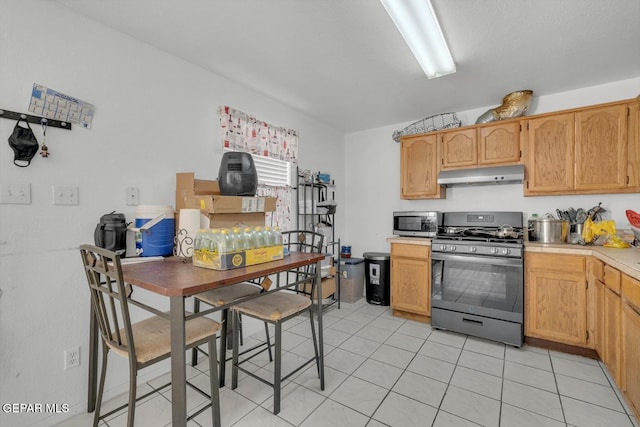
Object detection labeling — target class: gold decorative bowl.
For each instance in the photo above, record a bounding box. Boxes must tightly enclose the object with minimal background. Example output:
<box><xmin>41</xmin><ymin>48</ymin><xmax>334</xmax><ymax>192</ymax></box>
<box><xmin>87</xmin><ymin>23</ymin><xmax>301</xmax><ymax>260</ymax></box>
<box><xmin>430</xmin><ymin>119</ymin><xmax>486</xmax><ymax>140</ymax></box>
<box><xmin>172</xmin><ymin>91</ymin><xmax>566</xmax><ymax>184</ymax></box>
<box><xmin>476</xmin><ymin>90</ymin><xmax>534</xmax><ymax>124</ymax></box>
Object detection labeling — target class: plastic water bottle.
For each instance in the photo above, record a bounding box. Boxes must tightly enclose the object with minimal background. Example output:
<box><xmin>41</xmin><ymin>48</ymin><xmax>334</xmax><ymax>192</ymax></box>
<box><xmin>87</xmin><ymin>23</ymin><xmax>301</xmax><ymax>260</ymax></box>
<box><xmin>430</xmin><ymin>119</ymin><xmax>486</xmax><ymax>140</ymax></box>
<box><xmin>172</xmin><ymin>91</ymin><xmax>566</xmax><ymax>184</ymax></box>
<box><xmin>264</xmin><ymin>226</ymin><xmax>275</xmax><ymax>247</ymax></box>
<box><xmin>253</xmin><ymin>226</ymin><xmax>265</xmax><ymax>249</ymax></box>
<box><xmin>218</xmin><ymin>229</ymin><xmax>231</xmax><ymax>253</ymax></box>
<box><xmin>273</xmin><ymin>226</ymin><xmax>283</xmax><ymax>245</ymax></box>
<box><xmin>233</xmin><ymin>227</ymin><xmax>247</xmax><ymax>251</ymax></box>
<box><xmin>243</xmin><ymin>227</ymin><xmax>256</xmax><ymax>250</ymax></box>
<box><xmin>208</xmin><ymin>229</ymin><xmax>220</xmax><ymax>254</ymax></box>
<box><xmin>194</xmin><ymin>229</ymin><xmax>206</xmax><ymax>251</ymax></box>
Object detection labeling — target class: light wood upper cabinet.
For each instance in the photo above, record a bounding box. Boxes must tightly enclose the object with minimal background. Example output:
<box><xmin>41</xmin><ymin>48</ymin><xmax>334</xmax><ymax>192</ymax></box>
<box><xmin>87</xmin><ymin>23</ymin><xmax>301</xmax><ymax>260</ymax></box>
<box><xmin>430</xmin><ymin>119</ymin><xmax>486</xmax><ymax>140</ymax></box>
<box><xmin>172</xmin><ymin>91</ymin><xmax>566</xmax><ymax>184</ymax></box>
<box><xmin>524</xmin><ymin>112</ymin><xmax>575</xmax><ymax>194</ymax></box>
<box><xmin>390</xmin><ymin>243</ymin><xmax>431</xmax><ymax>317</ymax></box>
<box><xmin>574</xmin><ymin>104</ymin><xmax>628</xmax><ymax>191</ymax></box>
<box><xmin>525</xmin><ymin>253</ymin><xmax>588</xmax><ymax>346</ymax></box>
<box><xmin>525</xmin><ymin>100</ymin><xmax>638</xmax><ymax>195</ymax></box>
<box><xmin>478</xmin><ymin>121</ymin><xmax>522</xmax><ymax>165</ymax></box>
<box><xmin>627</xmin><ymin>99</ymin><xmax>640</xmax><ymax>188</ymax></box>
<box><xmin>440</xmin><ymin>128</ymin><xmax>477</xmax><ymax>169</ymax></box>
<box><xmin>440</xmin><ymin>122</ymin><xmax>521</xmax><ymax>170</ymax></box>
<box><xmin>400</xmin><ymin>134</ymin><xmax>445</xmax><ymax>199</ymax></box>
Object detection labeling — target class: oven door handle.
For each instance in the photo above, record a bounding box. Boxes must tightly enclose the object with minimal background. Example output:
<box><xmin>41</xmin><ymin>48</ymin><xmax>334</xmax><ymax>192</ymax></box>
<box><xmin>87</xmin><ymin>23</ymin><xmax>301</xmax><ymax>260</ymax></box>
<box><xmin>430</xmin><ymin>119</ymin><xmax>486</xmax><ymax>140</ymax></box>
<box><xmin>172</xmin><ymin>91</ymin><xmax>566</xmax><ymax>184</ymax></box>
<box><xmin>431</xmin><ymin>252</ymin><xmax>522</xmax><ymax>267</ymax></box>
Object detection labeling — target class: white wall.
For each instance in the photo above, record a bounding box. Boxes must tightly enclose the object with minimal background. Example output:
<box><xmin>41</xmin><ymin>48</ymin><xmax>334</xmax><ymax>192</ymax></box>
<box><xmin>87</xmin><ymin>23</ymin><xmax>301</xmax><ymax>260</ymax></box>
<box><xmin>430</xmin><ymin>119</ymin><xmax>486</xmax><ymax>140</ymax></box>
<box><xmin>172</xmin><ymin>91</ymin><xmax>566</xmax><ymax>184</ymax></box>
<box><xmin>344</xmin><ymin>78</ymin><xmax>640</xmax><ymax>257</ymax></box>
<box><xmin>0</xmin><ymin>2</ymin><xmax>344</xmax><ymax>426</ymax></box>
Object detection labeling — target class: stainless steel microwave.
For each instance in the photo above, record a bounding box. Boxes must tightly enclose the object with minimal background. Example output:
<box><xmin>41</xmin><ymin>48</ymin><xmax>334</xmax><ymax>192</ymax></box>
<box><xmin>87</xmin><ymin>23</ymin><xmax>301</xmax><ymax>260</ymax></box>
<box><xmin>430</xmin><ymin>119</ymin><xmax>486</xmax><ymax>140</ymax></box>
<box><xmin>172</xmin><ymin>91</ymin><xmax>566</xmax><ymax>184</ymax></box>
<box><xmin>393</xmin><ymin>211</ymin><xmax>441</xmax><ymax>237</ymax></box>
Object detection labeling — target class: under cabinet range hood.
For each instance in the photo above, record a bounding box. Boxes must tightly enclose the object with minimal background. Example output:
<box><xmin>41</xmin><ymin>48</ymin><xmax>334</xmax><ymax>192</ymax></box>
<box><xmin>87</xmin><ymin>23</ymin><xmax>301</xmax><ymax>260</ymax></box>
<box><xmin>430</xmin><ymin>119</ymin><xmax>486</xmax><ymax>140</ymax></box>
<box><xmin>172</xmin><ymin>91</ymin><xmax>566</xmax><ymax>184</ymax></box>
<box><xmin>437</xmin><ymin>164</ymin><xmax>525</xmax><ymax>186</ymax></box>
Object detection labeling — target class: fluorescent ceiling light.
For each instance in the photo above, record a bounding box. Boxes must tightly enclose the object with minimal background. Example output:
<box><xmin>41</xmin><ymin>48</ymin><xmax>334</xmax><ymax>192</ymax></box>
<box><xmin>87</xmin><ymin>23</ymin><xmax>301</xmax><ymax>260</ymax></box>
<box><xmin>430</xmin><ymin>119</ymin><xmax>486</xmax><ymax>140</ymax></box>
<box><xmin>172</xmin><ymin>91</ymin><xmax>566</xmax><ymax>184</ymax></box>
<box><xmin>380</xmin><ymin>0</ymin><xmax>456</xmax><ymax>79</ymax></box>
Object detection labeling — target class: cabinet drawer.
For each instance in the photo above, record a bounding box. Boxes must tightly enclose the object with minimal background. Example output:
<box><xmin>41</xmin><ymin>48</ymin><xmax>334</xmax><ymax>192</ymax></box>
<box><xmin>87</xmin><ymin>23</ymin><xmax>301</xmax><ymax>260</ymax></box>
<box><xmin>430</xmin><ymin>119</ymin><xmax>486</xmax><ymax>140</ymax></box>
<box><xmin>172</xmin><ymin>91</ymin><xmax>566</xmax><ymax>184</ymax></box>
<box><xmin>589</xmin><ymin>258</ymin><xmax>604</xmax><ymax>281</ymax></box>
<box><xmin>391</xmin><ymin>243</ymin><xmax>430</xmax><ymax>259</ymax></box>
<box><xmin>526</xmin><ymin>253</ymin><xmax>585</xmax><ymax>274</ymax></box>
<box><xmin>604</xmin><ymin>265</ymin><xmax>621</xmax><ymax>294</ymax></box>
<box><xmin>622</xmin><ymin>274</ymin><xmax>640</xmax><ymax>310</ymax></box>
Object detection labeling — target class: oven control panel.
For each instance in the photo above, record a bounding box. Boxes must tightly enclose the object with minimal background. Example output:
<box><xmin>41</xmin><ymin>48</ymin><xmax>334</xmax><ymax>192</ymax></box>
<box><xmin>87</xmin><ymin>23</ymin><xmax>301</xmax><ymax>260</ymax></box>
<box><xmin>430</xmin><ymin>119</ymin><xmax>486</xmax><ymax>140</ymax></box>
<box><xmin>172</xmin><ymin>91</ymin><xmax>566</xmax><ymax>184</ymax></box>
<box><xmin>433</xmin><ymin>241</ymin><xmax>523</xmax><ymax>258</ymax></box>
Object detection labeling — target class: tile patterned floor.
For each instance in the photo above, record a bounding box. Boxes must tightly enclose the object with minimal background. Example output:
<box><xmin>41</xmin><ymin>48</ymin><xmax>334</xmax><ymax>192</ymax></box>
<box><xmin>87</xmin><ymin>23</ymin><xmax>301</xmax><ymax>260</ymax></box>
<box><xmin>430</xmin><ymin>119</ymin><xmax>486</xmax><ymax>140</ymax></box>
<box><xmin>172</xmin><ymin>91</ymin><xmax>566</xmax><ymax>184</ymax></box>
<box><xmin>58</xmin><ymin>299</ymin><xmax>639</xmax><ymax>427</ymax></box>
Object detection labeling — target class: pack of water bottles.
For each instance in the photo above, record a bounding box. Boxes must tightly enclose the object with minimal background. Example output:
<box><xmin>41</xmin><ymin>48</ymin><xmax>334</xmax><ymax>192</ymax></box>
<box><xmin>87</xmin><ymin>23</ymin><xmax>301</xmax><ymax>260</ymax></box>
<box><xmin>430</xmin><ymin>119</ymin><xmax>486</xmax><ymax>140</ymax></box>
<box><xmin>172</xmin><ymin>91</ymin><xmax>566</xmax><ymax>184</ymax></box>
<box><xmin>192</xmin><ymin>225</ymin><xmax>284</xmax><ymax>270</ymax></box>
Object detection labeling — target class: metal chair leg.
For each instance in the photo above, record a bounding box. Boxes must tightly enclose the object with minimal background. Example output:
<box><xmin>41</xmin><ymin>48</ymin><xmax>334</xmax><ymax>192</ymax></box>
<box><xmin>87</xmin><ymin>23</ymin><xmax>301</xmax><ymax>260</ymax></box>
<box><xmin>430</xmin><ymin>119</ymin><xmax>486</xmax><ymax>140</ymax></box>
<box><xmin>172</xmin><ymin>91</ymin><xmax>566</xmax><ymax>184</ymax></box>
<box><xmin>231</xmin><ymin>310</ymin><xmax>240</xmax><ymax>390</ymax></box>
<box><xmin>309</xmin><ymin>308</ymin><xmax>320</xmax><ymax>376</ymax></box>
<box><xmin>127</xmin><ymin>352</ymin><xmax>137</xmax><ymax>426</ymax></box>
<box><xmin>93</xmin><ymin>343</ymin><xmax>109</xmax><ymax>427</ymax></box>
<box><xmin>218</xmin><ymin>308</ymin><xmax>229</xmax><ymax>387</ymax></box>
<box><xmin>273</xmin><ymin>321</ymin><xmax>282</xmax><ymax>415</ymax></box>
<box><xmin>208</xmin><ymin>335</ymin><xmax>221</xmax><ymax>427</ymax></box>
<box><xmin>264</xmin><ymin>322</ymin><xmax>273</xmax><ymax>362</ymax></box>
<box><xmin>191</xmin><ymin>299</ymin><xmax>201</xmax><ymax>367</ymax></box>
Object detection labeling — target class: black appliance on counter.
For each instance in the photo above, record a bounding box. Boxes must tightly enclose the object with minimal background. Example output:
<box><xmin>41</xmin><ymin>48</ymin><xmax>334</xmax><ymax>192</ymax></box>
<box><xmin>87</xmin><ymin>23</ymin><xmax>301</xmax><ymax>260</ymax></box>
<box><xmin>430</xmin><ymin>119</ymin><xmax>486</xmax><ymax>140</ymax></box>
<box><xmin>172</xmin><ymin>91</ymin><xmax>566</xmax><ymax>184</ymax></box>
<box><xmin>431</xmin><ymin>211</ymin><xmax>525</xmax><ymax>347</ymax></box>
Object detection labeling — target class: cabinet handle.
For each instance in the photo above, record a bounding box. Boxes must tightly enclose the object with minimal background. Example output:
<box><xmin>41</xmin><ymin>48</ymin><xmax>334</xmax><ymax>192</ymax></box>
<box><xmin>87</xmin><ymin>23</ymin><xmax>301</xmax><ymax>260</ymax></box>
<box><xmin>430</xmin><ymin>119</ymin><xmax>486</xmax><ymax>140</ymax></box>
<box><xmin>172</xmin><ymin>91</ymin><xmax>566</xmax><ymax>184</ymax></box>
<box><xmin>462</xmin><ymin>318</ymin><xmax>483</xmax><ymax>326</ymax></box>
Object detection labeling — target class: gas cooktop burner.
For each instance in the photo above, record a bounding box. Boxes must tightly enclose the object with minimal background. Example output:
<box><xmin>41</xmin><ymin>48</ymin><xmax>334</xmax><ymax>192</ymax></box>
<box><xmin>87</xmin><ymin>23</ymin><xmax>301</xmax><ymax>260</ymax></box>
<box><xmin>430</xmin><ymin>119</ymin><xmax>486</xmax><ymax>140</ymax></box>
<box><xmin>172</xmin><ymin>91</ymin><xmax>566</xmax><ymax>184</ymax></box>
<box><xmin>435</xmin><ymin>233</ymin><xmax>523</xmax><ymax>244</ymax></box>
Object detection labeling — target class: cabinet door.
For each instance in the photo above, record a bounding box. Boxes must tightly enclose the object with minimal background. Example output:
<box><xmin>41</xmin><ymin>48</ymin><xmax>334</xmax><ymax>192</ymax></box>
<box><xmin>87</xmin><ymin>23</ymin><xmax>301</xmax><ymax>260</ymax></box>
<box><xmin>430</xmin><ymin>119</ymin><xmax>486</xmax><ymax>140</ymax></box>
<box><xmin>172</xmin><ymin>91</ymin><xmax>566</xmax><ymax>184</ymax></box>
<box><xmin>628</xmin><ymin>100</ymin><xmax>640</xmax><ymax>188</ymax></box>
<box><xmin>575</xmin><ymin>105</ymin><xmax>628</xmax><ymax>191</ymax></box>
<box><xmin>440</xmin><ymin>128</ymin><xmax>477</xmax><ymax>169</ymax></box>
<box><xmin>603</xmin><ymin>286</ymin><xmax>621</xmax><ymax>384</ymax></box>
<box><xmin>525</xmin><ymin>269</ymin><xmax>587</xmax><ymax>345</ymax></box>
<box><xmin>524</xmin><ymin>113</ymin><xmax>575</xmax><ymax>194</ymax></box>
<box><xmin>478</xmin><ymin>121</ymin><xmax>521</xmax><ymax>165</ymax></box>
<box><xmin>400</xmin><ymin>134</ymin><xmax>443</xmax><ymax>199</ymax></box>
<box><xmin>391</xmin><ymin>244</ymin><xmax>430</xmax><ymax>316</ymax></box>
<box><xmin>622</xmin><ymin>302</ymin><xmax>640</xmax><ymax>417</ymax></box>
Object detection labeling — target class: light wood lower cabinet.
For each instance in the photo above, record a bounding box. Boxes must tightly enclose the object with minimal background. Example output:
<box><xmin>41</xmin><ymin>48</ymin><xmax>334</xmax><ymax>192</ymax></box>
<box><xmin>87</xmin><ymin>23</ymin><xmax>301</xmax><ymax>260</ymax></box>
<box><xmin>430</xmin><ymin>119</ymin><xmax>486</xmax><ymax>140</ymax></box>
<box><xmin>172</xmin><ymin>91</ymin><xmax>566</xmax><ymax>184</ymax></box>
<box><xmin>621</xmin><ymin>274</ymin><xmax>640</xmax><ymax>418</ymax></box>
<box><xmin>602</xmin><ymin>285</ymin><xmax>622</xmax><ymax>384</ymax></box>
<box><xmin>390</xmin><ymin>243</ymin><xmax>430</xmax><ymax>319</ymax></box>
<box><xmin>524</xmin><ymin>253</ymin><xmax>588</xmax><ymax>346</ymax></box>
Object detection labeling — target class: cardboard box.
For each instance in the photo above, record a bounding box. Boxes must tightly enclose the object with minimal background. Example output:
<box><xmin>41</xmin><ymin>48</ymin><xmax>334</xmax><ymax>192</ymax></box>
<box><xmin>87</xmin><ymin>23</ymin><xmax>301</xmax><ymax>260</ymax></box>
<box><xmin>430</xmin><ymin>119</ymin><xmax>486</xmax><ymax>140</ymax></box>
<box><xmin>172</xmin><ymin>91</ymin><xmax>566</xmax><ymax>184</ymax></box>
<box><xmin>193</xmin><ymin>245</ymin><xmax>284</xmax><ymax>270</ymax></box>
<box><xmin>176</xmin><ymin>172</ymin><xmax>220</xmax><ymax>210</ymax></box>
<box><xmin>175</xmin><ymin>211</ymin><xmax>266</xmax><ymax>232</ymax></box>
<box><xmin>304</xmin><ymin>266</ymin><xmax>336</xmax><ymax>299</ymax></box>
<box><xmin>185</xmin><ymin>195</ymin><xmax>276</xmax><ymax>214</ymax></box>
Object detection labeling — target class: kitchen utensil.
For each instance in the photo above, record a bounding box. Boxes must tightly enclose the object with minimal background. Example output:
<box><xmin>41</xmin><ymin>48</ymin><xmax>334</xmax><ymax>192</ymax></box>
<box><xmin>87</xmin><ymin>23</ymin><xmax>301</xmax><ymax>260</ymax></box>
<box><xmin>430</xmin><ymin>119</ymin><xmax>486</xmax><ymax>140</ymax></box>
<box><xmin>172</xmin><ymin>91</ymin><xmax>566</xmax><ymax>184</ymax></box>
<box><xmin>495</xmin><ymin>224</ymin><xmax>519</xmax><ymax>239</ymax></box>
<box><xmin>567</xmin><ymin>207</ymin><xmax>577</xmax><ymax>223</ymax></box>
<box><xmin>587</xmin><ymin>202</ymin><xmax>606</xmax><ymax>221</ymax></box>
<box><xmin>528</xmin><ymin>217</ymin><xmax>569</xmax><ymax>243</ymax></box>
<box><xmin>576</xmin><ymin>208</ymin><xmax>587</xmax><ymax>223</ymax></box>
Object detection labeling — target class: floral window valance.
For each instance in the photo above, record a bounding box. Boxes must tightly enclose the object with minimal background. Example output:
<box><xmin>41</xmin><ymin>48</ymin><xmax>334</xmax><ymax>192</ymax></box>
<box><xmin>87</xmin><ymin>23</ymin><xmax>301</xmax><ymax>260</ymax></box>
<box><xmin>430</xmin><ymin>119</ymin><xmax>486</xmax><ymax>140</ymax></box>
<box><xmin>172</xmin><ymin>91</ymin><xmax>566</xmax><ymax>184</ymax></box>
<box><xmin>217</xmin><ymin>106</ymin><xmax>298</xmax><ymax>162</ymax></box>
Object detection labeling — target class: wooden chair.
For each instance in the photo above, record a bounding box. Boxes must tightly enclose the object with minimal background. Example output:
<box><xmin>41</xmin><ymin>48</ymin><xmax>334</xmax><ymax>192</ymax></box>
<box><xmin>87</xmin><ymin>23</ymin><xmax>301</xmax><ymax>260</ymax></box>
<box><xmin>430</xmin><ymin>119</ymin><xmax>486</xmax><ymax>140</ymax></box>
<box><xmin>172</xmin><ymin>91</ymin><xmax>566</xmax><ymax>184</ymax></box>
<box><xmin>230</xmin><ymin>230</ymin><xmax>324</xmax><ymax>414</ymax></box>
<box><xmin>80</xmin><ymin>245</ymin><xmax>221</xmax><ymax>427</ymax></box>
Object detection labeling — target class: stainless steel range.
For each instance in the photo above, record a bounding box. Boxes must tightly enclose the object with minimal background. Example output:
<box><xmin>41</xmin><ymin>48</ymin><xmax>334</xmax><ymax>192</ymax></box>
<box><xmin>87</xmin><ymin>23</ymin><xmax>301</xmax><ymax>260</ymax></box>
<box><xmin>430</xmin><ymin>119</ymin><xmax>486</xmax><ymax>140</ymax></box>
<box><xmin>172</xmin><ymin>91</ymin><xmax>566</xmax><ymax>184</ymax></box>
<box><xmin>431</xmin><ymin>211</ymin><xmax>524</xmax><ymax>347</ymax></box>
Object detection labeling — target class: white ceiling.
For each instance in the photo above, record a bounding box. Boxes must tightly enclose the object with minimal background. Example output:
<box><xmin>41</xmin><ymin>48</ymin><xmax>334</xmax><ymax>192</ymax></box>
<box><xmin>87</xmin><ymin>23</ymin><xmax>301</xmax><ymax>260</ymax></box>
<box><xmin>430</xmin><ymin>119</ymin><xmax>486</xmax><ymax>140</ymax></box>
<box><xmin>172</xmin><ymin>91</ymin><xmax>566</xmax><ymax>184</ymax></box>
<box><xmin>54</xmin><ymin>0</ymin><xmax>640</xmax><ymax>133</ymax></box>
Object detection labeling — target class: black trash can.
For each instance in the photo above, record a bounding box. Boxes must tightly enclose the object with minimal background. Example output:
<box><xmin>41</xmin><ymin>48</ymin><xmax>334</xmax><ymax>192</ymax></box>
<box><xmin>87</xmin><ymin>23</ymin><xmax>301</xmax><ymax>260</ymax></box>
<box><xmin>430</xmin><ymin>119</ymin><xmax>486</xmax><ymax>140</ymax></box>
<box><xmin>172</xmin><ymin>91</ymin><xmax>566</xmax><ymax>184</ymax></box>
<box><xmin>363</xmin><ymin>252</ymin><xmax>390</xmax><ymax>306</ymax></box>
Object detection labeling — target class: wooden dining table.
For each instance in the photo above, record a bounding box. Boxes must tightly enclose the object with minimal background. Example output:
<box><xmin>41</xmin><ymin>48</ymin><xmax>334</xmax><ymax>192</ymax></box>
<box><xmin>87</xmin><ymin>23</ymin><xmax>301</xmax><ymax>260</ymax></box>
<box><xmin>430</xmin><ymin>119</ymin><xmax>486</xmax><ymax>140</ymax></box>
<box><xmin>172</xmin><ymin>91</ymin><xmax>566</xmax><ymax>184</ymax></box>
<box><xmin>87</xmin><ymin>252</ymin><xmax>326</xmax><ymax>427</ymax></box>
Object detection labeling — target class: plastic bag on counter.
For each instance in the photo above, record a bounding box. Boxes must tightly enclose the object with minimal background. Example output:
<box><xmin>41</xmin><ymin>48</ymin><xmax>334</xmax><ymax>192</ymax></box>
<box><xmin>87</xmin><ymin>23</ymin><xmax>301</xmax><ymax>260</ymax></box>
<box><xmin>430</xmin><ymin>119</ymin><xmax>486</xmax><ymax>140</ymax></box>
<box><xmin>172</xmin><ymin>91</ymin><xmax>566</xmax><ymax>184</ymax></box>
<box><xmin>582</xmin><ymin>219</ymin><xmax>630</xmax><ymax>248</ymax></box>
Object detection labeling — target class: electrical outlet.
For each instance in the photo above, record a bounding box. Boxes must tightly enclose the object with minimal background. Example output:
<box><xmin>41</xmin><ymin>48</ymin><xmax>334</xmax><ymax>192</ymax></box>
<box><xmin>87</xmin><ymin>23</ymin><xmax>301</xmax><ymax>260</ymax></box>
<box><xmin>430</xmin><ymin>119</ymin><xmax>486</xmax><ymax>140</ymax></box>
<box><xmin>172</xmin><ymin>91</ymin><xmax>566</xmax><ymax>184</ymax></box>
<box><xmin>0</xmin><ymin>182</ymin><xmax>31</xmax><ymax>204</ymax></box>
<box><xmin>64</xmin><ymin>346</ymin><xmax>80</xmax><ymax>370</ymax></box>
<box><xmin>126</xmin><ymin>187</ymin><xmax>139</xmax><ymax>206</ymax></box>
<box><xmin>52</xmin><ymin>185</ymin><xmax>79</xmax><ymax>205</ymax></box>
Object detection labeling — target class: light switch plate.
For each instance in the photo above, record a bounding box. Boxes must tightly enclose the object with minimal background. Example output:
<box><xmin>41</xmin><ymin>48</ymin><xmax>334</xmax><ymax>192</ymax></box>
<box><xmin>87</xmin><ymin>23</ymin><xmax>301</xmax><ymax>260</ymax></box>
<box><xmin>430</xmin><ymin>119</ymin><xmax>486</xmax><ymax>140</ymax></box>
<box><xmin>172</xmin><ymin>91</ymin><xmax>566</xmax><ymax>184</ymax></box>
<box><xmin>0</xmin><ymin>182</ymin><xmax>31</xmax><ymax>204</ymax></box>
<box><xmin>52</xmin><ymin>185</ymin><xmax>79</xmax><ymax>205</ymax></box>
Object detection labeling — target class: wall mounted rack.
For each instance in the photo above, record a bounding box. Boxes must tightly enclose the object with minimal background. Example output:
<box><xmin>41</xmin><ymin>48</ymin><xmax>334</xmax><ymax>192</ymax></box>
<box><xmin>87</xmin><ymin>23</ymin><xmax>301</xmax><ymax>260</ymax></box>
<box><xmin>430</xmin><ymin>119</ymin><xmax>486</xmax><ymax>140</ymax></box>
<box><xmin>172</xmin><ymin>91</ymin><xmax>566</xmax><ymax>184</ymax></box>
<box><xmin>0</xmin><ymin>109</ymin><xmax>72</xmax><ymax>130</ymax></box>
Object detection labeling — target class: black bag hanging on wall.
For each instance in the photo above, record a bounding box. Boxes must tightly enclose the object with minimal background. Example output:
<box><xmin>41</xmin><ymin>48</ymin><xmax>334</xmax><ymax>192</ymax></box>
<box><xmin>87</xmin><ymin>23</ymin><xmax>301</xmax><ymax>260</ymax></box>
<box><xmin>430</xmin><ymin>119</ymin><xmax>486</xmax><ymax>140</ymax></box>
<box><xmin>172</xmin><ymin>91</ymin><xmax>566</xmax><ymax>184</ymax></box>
<box><xmin>7</xmin><ymin>118</ymin><xmax>39</xmax><ymax>167</ymax></box>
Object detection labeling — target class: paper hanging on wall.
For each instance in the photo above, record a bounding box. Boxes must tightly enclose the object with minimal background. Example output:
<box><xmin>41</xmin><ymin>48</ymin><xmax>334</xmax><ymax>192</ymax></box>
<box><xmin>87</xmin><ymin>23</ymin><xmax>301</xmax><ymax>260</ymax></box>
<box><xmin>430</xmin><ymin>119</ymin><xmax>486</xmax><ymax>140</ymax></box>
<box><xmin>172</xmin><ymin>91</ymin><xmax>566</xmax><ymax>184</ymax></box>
<box><xmin>28</xmin><ymin>83</ymin><xmax>95</xmax><ymax>129</ymax></box>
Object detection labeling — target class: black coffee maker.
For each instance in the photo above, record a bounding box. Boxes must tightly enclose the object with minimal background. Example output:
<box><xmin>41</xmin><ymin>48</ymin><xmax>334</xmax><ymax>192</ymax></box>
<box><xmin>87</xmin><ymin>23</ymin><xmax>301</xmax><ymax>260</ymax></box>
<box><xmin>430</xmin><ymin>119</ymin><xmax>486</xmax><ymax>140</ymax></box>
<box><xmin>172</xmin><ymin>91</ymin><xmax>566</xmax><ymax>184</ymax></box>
<box><xmin>94</xmin><ymin>212</ymin><xmax>128</xmax><ymax>255</ymax></box>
